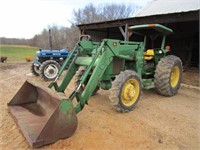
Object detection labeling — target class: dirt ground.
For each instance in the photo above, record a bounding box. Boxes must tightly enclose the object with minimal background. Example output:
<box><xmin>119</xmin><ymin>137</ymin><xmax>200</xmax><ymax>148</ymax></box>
<box><xmin>0</xmin><ymin>63</ymin><xmax>199</xmax><ymax>150</ymax></box>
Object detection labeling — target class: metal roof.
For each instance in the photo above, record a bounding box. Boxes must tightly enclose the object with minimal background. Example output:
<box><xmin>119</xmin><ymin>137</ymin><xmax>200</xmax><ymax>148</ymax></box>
<box><xmin>134</xmin><ymin>0</ymin><xmax>200</xmax><ymax>17</ymax></box>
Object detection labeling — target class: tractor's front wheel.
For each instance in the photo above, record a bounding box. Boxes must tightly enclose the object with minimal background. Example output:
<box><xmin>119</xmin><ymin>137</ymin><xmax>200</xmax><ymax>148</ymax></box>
<box><xmin>39</xmin><ymin>60</ymin><xmax>60</xmax><ymax>81</ymax></box>
<box><xmin>109</xmin><ymin>70</ymin><xmax>142</xmax><ymax>112</ymax></box>
<box><xmin>154</xmin><ymin>55</ymin><xmax>183</xmax><ymax>96</ymax></box>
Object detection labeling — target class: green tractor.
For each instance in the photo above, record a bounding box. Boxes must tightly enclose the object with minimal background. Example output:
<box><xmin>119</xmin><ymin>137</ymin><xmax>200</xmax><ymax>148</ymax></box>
<box><xmin>8</xmin><ymin>24</ymin><xmax>182</xmax><ymax>147</ymax></box>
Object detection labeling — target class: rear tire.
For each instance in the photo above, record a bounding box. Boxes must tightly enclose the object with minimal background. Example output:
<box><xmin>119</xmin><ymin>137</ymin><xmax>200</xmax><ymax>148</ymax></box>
<box><xmin>31</xmin><ymin>63</ymin><xmax>40</xmax><ymax>76</ymax></box>
<box><xmin>39</xmin><ymin>60</ymin><xmax>60</xmax><ymax>81</ymax></box>
<box><xmin>154</xmin><ymin>55</ymin><xmax>183</xmax><ymax>96</ymax></box>
<box><xmin>109</xmin><ymin>70</ymin><xmax>142</xmax><ymax>112</ymax></box>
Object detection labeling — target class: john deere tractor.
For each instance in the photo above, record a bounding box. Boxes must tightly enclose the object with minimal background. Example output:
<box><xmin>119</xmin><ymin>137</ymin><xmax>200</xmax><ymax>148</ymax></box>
<box><xmin>8</xmin><ymin>24</ymin><xmax>182</xmax><ymax>147</ymax></box>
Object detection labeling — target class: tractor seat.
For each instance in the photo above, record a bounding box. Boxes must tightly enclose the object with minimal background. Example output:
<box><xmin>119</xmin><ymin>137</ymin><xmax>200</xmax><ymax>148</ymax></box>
<box><xmin>144</xmin><ymin>49</ymin><xmax>154</xmax><ymax>60</ymax></box>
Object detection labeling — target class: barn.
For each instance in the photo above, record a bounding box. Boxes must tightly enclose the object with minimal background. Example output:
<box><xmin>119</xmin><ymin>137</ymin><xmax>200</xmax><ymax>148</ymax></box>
<box><xmin>77</xmin><ymin>0</ymin><xmax>199</xmax><ymax>68</ymax></box>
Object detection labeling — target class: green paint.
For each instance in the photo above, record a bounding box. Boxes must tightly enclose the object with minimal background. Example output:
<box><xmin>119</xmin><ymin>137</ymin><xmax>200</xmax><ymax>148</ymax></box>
<box><xmin>59</xmin><ymin>100</ymin><xmax>73</xmax><ymax>113</ymax></box>
<box><xmin>129</xmin><ymin>24</ymin><xmax>173</xmax><ymax>34</ymax></box>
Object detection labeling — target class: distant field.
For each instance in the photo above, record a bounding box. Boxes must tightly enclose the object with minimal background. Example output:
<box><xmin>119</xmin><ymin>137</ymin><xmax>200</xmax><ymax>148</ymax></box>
<box><xmin>0</xmin><ymin>45</ymin><xmax>39</xmax><ymax>62</ymax></box>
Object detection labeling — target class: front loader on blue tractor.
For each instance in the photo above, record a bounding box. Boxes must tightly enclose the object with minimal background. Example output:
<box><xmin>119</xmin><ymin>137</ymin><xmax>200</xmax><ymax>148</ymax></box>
<box><xmin>8</xmin><ymin>24</ymin><xmax>182</xmax><ymax>147</ymax></box>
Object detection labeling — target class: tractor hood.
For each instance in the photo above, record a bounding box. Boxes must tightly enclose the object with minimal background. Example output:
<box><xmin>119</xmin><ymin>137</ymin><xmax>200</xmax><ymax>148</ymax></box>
<box><xmin>36</xmin><ymin>49</ymin><xmax>70</xmax><ymax>58</ymax></box>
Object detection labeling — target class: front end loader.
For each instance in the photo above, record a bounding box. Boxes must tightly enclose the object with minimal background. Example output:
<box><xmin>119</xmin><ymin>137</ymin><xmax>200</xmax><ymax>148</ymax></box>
<box><xmin>8</xmin><ymin>24</ymin><xmax>183</xmax><ymax>147</ymax></box>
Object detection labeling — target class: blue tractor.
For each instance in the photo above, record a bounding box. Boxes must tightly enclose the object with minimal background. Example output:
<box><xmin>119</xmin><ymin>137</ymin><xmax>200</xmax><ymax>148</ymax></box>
<box><xmin>31</xmin><ymin>48</ymin><xmax>70</xmax><ymax>81</ymax></box>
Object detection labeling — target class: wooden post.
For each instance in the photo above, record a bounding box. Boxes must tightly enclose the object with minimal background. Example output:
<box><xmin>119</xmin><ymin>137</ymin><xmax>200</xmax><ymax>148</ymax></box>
<box><xmin>125</xmin><ymin>23</ymin><xmax>129</xmax><ymax>41</ymax></box>
<box><xmin>119</xmin><ymin>23</ymin><xmax>130</xmax><ymax>41</ymax></box>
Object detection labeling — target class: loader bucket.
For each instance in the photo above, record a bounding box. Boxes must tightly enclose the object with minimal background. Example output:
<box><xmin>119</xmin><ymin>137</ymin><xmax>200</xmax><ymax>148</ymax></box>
<box><xmin>7</xmin><ymin>80</ymin><xmax>78</xmax><ymax>148</ymax></box>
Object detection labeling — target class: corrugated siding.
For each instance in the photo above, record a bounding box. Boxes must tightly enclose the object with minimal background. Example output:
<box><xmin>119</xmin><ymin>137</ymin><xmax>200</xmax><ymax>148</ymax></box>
<box><xmin>135</xmin><ymin>0</ymin><xmax>200</xmax><ymax>17</ymax></box>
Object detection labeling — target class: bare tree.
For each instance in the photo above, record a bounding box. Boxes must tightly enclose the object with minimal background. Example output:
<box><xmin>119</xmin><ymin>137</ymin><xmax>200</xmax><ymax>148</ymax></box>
<box><xmin>30</xmin><ymin>24</ymin><xmax>79</xmax><ymax>50</ymax></box>
<box><xmin>31</xmin><ymin>29</ymin><xmax>49</xmax><ymax>49</ymax></box>
<box><xmin>71</xmin><ymin>3</ymin><xmax>139</xmax><ymax>25</ymax></box>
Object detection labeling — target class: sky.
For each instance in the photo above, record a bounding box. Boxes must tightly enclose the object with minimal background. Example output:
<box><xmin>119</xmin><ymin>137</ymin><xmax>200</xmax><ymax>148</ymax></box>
<box><xmin>0</xmin><ymin>0</ymin><xmax>150</xmax><ymax>39</ymax></box>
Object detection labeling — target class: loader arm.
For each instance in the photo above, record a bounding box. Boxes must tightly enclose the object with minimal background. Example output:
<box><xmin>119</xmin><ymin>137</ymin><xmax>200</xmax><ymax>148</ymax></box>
<box><xmin>48</xmin><ymin>40</ymin><xmax>99</xmax><ymax>91</ymax></box>
<box><xmin>74</xmin><ymin>40</ymin><xmax>115</xmax><ymax>113</ymax></box>
<box><xmin>51</xmin><ymin>40</ymin><xmax>115</xmax><ymax>113</ymax></box>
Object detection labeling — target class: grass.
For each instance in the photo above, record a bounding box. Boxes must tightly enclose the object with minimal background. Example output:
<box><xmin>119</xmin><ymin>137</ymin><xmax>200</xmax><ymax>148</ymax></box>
<box><xmin>0</xmin><ymin>45</ymin><xmax>39</xmax><ymax>62</ymax></box>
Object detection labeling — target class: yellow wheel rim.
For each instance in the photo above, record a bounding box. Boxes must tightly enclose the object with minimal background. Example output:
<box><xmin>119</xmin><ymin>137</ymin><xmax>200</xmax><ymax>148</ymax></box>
<box><xmin>121</xmin><ymin>79</ymin><xmax>140</xmax><ymax>107</ymax></box>
<box><xmin>170</xmin><ymin>66</ymin><xmax>180</xmax><ymax>88</ymax></box>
